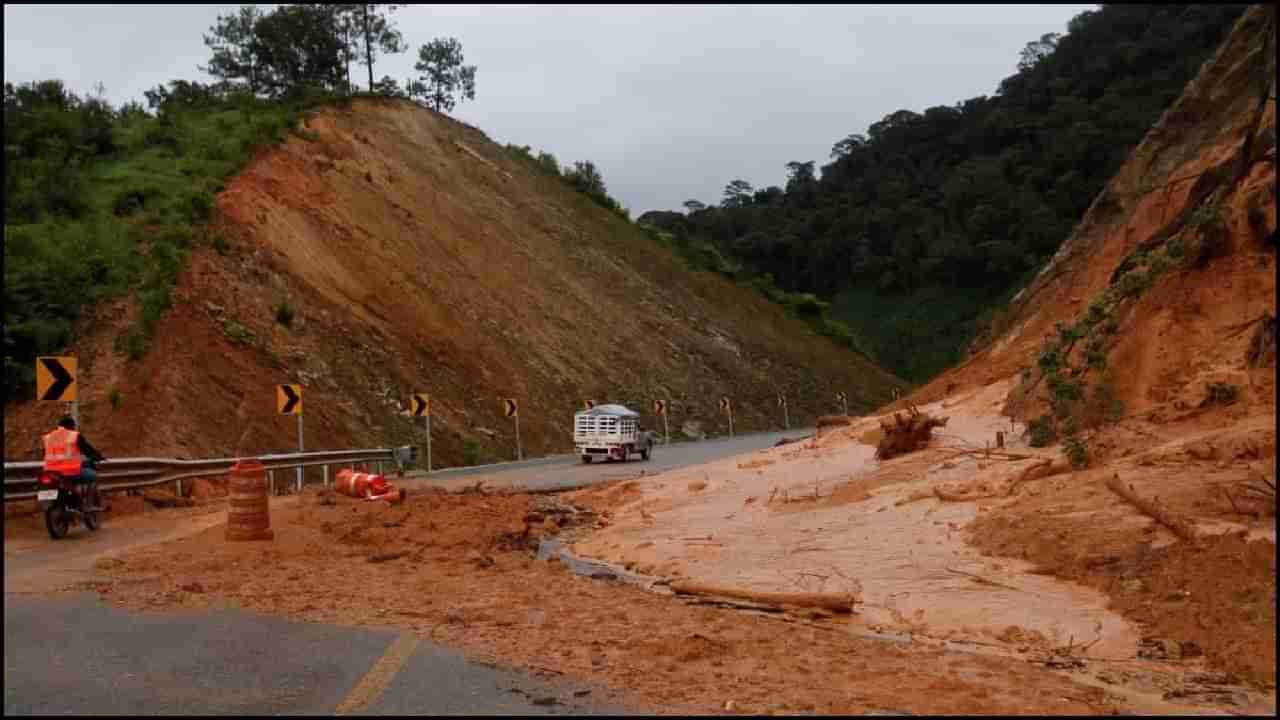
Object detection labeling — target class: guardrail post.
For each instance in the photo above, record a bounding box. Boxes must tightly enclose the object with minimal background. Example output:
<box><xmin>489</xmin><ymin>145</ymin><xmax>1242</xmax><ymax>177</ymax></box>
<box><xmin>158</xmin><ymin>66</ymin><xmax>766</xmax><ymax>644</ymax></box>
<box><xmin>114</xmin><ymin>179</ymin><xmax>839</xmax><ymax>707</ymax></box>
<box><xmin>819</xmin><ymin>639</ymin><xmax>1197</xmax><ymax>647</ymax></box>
<box><xmin>268</xmin><ymin>470</ymin><xmax>275</xmax><ymax>496</ymax></box>
<box><xmin>175</xmin><ymin>479</ymin><xmax>183</xmax><ymax>498</ymax></box>
<box><xmin>377</xmin><ymin>461</ymin><xmax>384</xmax><ymax>476</ymax></box>
<box><xmin>322</xmin><ymin>465</ymin><xmax>329</xmax><ymax>487</ymax></box>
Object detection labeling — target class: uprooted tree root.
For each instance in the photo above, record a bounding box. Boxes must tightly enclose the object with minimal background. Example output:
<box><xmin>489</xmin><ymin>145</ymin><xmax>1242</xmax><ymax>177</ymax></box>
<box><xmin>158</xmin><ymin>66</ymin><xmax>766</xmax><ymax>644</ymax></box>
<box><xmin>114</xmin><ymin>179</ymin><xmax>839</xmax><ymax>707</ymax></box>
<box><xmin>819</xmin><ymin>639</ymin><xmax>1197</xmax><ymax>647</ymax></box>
<box><xmin>875</xmin><ymin>404</ymin><xmax>949</xmax><ymax>460</ymax></box>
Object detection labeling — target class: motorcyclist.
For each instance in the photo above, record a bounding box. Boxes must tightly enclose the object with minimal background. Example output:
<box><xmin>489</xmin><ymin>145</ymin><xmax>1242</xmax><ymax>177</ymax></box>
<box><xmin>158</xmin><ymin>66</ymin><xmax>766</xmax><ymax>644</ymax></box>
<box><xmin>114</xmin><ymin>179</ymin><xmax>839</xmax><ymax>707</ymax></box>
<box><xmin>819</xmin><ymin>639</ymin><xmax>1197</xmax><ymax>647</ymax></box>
<box><xmin>41</xmin><ymin>416</ymin><xmax>106</xmax><ymax>511</ymax></box>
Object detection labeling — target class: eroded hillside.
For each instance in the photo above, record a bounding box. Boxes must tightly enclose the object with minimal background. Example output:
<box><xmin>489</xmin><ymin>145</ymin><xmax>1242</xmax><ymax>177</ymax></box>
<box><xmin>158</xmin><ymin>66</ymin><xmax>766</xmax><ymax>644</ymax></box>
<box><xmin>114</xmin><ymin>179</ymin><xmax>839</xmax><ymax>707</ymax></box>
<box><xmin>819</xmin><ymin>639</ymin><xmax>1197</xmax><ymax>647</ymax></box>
<box><xmin>896</xmin><ymin>5</ymin><xmax>1275</xmax><ymax>430</ymax></box>
<box><xmin>4</xmin><ymin>99</ymin><xmax>899</xmax><ymax>464</ymax></box>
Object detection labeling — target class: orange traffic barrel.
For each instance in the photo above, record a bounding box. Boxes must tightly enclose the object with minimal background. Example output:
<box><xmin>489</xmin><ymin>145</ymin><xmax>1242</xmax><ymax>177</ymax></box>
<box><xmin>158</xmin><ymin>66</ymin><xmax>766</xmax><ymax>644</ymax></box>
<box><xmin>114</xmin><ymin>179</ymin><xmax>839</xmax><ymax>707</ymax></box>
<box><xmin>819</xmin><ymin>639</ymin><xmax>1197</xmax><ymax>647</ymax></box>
<box><xmin>335</xmin><ymin>469</ymin><xmax>388</xmax><ymax>499</ymax></box>
<box><xmin>226</xmin><ymin>459</ymin><xmax>274</xmax><ymax>542</ymax></box>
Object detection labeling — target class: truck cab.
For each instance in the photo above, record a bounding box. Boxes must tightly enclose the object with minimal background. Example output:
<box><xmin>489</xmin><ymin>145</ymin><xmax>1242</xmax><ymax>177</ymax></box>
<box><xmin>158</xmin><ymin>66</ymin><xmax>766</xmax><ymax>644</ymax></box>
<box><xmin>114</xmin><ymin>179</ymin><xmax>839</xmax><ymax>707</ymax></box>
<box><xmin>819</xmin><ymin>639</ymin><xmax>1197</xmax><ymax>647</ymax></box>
<box><xmin>574</xmin><ymin>404</ymin><xmax>653</xmax><ymax>463</ymax></box>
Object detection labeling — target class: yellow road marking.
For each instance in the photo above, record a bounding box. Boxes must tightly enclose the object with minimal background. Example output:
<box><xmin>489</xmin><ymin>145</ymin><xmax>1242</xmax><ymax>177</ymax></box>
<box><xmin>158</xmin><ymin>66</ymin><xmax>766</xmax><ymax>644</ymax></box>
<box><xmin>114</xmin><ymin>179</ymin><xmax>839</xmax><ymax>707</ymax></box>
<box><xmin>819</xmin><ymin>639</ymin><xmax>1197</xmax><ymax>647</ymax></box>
<box><xmin>335</xmin><ymin>631</ymin><xmax>420</xmax><ymax>715</ymax></box>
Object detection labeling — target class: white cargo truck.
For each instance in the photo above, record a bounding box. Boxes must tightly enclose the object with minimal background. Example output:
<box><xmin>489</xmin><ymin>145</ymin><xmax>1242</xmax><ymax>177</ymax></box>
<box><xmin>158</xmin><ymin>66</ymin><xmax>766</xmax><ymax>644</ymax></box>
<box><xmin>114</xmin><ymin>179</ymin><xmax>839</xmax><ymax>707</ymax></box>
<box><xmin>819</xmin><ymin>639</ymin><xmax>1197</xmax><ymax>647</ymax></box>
<box><xmin>573</xmin><ymin>404</ymin><xmax>654</xmax><ymax>464</ymax></box>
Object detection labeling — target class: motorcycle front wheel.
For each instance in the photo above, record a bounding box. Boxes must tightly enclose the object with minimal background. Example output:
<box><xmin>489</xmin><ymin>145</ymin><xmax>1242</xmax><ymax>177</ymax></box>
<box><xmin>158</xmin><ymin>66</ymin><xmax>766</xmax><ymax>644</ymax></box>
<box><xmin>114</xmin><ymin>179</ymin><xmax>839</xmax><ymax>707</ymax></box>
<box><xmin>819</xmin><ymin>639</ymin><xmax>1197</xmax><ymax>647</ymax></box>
<box><xmin>45</xmin><ymin>505</ymin><xmax>71</xmax><ymax>539</ymax></box>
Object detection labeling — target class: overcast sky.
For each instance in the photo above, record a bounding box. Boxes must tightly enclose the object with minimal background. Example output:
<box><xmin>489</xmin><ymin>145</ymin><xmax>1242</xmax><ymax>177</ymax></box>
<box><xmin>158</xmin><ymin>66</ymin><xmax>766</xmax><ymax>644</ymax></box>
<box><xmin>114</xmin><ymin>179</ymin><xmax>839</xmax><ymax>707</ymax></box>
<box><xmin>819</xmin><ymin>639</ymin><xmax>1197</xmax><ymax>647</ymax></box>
<box><xmin>5</xmin><ymin>4</ymin><xmax>1093</xmax><ymax>214</ymax></box>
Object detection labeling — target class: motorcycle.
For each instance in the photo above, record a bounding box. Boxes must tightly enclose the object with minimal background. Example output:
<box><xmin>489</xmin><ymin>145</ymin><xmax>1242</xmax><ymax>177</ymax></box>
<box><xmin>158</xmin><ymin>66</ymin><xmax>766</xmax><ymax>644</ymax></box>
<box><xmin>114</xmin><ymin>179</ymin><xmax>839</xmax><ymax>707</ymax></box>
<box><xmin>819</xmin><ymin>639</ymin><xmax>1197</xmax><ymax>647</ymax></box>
<box><xmin>36</xmin><ymin>461</ymin><xmax>104</xmax><ymax>539</ymax></box>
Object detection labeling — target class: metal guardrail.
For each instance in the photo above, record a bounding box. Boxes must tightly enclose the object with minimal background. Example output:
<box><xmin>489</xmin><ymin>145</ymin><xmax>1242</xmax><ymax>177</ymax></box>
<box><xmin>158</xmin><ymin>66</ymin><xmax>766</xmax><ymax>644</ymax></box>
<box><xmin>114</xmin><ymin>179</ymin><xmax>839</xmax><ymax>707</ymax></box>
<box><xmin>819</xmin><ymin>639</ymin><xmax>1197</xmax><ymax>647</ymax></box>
<box><xmin>3</xmin><ymin>448</ymin><xmax>401</xmax><ymax>502</ymax></box>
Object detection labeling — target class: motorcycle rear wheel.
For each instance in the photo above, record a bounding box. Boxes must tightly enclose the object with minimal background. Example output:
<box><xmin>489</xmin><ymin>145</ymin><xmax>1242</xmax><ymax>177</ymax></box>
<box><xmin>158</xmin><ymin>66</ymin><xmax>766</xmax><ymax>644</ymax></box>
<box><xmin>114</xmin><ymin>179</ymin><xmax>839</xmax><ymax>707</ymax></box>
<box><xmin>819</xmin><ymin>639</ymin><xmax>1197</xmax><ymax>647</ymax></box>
<box><xmin>83</xmin><ymin>487</ymin><xmax>102</xmax><ymax>531</ymax></box>
<box><xmin>45</xmin><ymin>505</ymin><xmax>71</xmax><ymax>539</ymax></box>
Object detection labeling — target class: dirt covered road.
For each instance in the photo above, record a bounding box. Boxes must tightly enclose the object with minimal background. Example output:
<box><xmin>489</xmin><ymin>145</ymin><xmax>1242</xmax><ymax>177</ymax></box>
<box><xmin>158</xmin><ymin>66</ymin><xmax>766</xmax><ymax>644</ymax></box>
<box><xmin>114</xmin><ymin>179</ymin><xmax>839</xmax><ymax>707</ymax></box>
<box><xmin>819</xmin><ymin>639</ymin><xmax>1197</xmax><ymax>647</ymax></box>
<box><xmin>54</xmin><ymin>483</ymin><xmax>1131</xmax><ymax>716</ymax></box>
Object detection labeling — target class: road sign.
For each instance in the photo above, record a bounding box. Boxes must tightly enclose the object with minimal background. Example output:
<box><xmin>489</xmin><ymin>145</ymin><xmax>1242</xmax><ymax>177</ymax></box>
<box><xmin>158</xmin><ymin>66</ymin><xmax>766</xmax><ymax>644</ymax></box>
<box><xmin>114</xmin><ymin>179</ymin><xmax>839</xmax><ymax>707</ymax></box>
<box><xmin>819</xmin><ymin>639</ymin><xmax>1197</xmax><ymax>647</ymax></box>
<box><xmin>891</xmin><ymin>387</ymin><xmax>900</xmax><ymax>401</ymax></box>
<box><xmin>36</xmin><ymin>357</ymin><xmax>77</xmax><ymax>402</ymax></box>
<box><xmin>720</xmin><ymin>396</ymin><xmax>734</xmax><ymax>437</ymax></box>
<box><xmin>719</xmin><ymin>396</ymin><xmax>730</xmax><ymax>412</ymax></box>
<box><xmin>777</xmin><ymin>394</ymin><xmax>786</xmax><ymax>407</ymax></box>
<box><xmin>277</xmin><ymin>384</ymin><xmax>303</xmax><ymax>415</ymax></box>
<box><xmin>654</xmin><ymin>399</ymin><xmax>666</xmax><ymax>415</ymax></box>
<box><xmin>583</xmin><ymin>400</ymin><xmax>595</xmax><ymax>410</ymax></box>
<box><xmin>502</xmin><ymin>398</ymin><xmax>522</xmax><ymax>460</ymax></box>
<box><xmin>412</xmin><ymin>393</ymin><xmax>429</xmax><ymax>417</ymax></box>
<box><xmin>835</xmin><ymin>391</ymin><xmax>847</xmax><ymax>402</ymax></box>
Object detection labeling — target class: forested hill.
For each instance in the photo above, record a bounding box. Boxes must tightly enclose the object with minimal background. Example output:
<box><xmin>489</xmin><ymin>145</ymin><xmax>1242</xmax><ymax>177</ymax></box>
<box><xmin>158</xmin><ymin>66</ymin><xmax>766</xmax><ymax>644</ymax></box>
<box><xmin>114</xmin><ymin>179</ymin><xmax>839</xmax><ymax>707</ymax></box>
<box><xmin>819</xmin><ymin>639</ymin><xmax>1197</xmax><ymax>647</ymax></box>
<box><xmin>638</xmin><ymin>3</ymin><xmax>1250</xmax><ymax>383</ymax></box>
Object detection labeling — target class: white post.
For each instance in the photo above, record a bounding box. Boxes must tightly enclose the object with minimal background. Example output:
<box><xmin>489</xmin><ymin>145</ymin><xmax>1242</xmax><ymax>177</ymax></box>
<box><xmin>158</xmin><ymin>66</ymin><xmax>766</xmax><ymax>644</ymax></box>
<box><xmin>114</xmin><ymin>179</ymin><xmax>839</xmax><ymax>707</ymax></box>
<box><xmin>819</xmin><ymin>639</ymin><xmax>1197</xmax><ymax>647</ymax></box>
<box><xmin>426</xmin><ymin>413</ymin><xmax>432</xmax><ymax>473</ymax></box>
<box><xmin>842</xmin><ymin>395</ymin><xmax>849</xmax><ymax>417</ymax></box>
<box><xmin>663</xmin><ymin>412</ymin><xmax>670</xmax><ymax>445</ymax></box>
<box><xmin>296</xmin><ymin>412</ymin><xmax>305</xmax><ymax>492</ymax></box>
<box><xmin>782</xmin><ymin>398</ymin><xmax>790</xmax><ymax>430</ymax></box>
<box><xmin>514</xmin><ymin>413</ymin><xmax>523</xmax><ymax>462</ymax></box>
<box><xmin>728</xmin><ymin>404</ymin><xmax>735</xmax><ymax>439</ymax></box>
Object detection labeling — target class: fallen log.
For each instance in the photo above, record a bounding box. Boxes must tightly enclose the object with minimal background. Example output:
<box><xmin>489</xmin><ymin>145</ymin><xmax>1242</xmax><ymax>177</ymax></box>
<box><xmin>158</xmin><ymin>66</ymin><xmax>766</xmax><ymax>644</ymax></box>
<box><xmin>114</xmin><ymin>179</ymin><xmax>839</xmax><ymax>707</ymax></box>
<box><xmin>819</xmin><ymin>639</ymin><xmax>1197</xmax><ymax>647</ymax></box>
<box><xmin>1105</xmin><ymin>473</ymin><xmax>1200</xmax><ymax>543</ymax></box>
<box><xmin>894</xmin><ymin>489</ymin><xmax>936</xmax><ymax>506</ymax></box>
<box><xmin>669</xmin><ymin>580</ymin><xmax>858</xmax><ymax>613</ymax></box>
<box><xmin>933</xmin><ymin>485</ymin><xmax>982</xmax><ymax>502</ymax></box>
<box><xmin>1006</xmin><ymin>459</ymin><xmax>1070</xmax><ymax>495</ymax></box>
<box><xmin>933</xmin><ymin>459</ymin><xmax>1071</xmax><ymax>503</ymax></box>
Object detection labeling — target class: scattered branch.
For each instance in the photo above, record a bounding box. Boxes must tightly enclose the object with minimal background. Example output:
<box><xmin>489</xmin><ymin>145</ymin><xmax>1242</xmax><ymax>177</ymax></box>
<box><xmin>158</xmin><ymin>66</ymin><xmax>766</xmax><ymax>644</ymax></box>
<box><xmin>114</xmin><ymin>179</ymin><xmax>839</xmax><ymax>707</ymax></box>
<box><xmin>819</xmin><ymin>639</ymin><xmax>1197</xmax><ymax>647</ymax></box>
<box><xmin>946</xmin><ymin>566</ymin><xmax>1025</xmax><ymax>592</ymax></box>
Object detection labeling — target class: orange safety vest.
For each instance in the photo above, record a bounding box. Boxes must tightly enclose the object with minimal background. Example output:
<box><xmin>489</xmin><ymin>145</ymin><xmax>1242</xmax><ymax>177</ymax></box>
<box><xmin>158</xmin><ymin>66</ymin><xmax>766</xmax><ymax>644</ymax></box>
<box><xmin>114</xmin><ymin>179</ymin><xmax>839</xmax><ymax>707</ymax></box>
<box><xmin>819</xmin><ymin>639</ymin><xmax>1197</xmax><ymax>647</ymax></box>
<box><xmin>42</xmin><ymin>427</ymin><xmax>83</xmax><ymax>475</ymax></box>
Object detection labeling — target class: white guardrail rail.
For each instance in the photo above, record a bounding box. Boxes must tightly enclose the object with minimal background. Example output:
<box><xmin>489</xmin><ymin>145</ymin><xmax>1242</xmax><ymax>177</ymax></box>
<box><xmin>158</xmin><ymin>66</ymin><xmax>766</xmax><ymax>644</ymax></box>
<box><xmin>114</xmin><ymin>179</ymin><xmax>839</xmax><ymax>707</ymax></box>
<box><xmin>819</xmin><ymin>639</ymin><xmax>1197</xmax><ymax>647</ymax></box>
<box><xmin>2</xmin><ymin>447</ymin><xmax>413</xmax><ymax>502</ymax></box>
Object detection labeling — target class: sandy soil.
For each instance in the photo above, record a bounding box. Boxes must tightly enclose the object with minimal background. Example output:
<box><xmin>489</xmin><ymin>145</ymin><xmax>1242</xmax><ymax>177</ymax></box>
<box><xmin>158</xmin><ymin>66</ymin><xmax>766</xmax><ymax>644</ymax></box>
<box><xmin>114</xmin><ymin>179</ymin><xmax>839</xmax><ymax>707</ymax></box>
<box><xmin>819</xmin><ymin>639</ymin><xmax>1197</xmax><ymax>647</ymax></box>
<box><xmin>568</xmin><ymin>383</ymin><xmax>1143</xmax><ymax>658</ymax></box>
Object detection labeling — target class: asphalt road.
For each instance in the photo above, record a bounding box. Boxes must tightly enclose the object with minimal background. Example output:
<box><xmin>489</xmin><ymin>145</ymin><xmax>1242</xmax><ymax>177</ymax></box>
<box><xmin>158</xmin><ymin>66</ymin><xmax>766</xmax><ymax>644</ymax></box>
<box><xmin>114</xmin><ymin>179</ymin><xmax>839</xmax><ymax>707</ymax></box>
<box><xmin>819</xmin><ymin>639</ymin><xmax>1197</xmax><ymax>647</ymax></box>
<box><xmin>409</xmin><ymin>427</ymin><xmax>814</xmax><ymax>493</ymax></box>
<box><xmin>3</xmin><ymin>429</ymin><xmax>803</xmax><ymax>714</ymax></box>
<box><xmin>3</xmin><ymin>595</ymin><xmax>632</xmax><ymax>715</ymax></box>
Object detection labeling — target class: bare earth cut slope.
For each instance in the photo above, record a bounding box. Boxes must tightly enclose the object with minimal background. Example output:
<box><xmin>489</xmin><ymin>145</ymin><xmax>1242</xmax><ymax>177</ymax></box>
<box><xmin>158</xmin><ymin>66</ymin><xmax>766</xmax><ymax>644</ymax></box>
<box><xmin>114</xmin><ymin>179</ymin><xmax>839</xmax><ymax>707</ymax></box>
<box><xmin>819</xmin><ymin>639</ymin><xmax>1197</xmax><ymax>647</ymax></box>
<box><xmin>3</xmin><ymin>99</ymin><xmax>899</xmax><ymax>464</ymax></box>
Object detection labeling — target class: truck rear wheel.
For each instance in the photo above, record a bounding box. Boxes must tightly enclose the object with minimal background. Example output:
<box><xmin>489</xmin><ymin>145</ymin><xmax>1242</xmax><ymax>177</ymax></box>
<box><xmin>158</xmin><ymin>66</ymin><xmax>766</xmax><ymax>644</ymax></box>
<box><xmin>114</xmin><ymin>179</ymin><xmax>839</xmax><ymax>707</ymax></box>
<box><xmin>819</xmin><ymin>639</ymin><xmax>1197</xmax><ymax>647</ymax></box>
<box><xmin>581</xmin><ymin>455</ymin><xmax>593</xmax><ymax>464</ymax></box>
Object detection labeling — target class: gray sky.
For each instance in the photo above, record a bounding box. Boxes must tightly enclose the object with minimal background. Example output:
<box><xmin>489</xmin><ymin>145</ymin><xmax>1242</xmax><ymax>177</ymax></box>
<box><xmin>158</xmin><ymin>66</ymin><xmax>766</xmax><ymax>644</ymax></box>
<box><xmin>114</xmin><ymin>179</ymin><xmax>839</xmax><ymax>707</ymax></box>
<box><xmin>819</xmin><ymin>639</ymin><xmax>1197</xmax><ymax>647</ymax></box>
<box><xmin>4</xmin><ymin>4</ymin><xmax>1093</xmax><ymax>215</ymax></box>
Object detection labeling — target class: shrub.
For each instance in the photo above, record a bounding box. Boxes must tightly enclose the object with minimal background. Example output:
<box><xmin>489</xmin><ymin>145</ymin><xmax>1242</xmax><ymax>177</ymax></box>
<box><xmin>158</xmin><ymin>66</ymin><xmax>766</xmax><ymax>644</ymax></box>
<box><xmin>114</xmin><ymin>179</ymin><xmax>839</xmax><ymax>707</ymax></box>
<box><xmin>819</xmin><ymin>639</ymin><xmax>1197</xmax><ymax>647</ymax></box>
<box><xmin>1064</xmin><ymin>434</ymin><xmax>1090</xmax><ymax>469</ymax></box>
<box><xmin>109</xmin><ymin>388</ymin><xmax>122</xmax><ymax>410</ymax></box>
<box><xmin>1202</xmin><ymin>382</ymin><xmax>1239</xmax><ymax>406</ymax></box>
<box><xmin>1028</xmin><ymin>415</ymin><xmax>1056</xmax><ymax>447</ymax></box>
<box><xmin>185</xmin><ymin>191</ymin><xmax>214</xmax><ymax>222</ymax></box>
<box><xmin>121</xmin><ymin>330</ymin><xmax>148</xmax><ymax>360</ymax></box>
<box><xmin>462</xmin><ymin>439</ymin><xmax>483</xmax><ymax>466</ymax></box>
<box><xmin>275</xmin><ymin>301</ymin><xmax>295</xmax><ymax>328</ymax></box>
<box><xmin>112</xmin><ymin>189</ymin><xmax>150</xmax><ymax>217</ymax></box>
<box><xmin>223</xmin><ymin>320</ymin><xmax>254</xmax><ymax>345</ymax></box>
<box><xmin>1085</xmin><ymin>381</ymin><xmax>1125</xmax><ymax>425</ymax></box>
